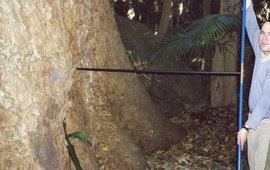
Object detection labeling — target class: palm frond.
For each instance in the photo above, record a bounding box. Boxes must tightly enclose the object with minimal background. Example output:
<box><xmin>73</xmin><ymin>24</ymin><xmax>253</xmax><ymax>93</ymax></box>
<box><xmin>150</xmin><ymin>14</ymin><xmax>241</xmax><ymax>64</ymax></box>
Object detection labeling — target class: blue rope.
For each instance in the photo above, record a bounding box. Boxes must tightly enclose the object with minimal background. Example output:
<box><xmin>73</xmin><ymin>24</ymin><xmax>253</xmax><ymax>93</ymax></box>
<box><xmin>237</xmin><ymin>0</ymin><xmax>246</xmax><ymax>169</ymax></box>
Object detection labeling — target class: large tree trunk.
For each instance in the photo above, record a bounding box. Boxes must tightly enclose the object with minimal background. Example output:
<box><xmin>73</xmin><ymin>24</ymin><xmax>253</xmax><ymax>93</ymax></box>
<box><xmin>210</xmin><ymin>0</ymin><xmax>240</xmax><ymax>107</ymax></box>
<box><xmin>0</xmin><ymin>0</ymin><xmax>185</xmax><ymax>169</ymax></box>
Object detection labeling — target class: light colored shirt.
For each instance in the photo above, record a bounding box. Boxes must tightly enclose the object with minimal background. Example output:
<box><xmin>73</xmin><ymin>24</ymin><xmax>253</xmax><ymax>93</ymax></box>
<box><xmin>245</xmin><ymin>5</ymin><xmax>270</xmax><ymax>130</ymax></box>
<box><xmin>246</xmin><ymin>0</ymin><xmax>251</xmax><ymax>9</ymax></box>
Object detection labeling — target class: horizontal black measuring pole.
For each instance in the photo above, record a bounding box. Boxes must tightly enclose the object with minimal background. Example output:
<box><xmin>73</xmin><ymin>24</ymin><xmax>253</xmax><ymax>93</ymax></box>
<box><xmin>77</xmin><ymin>67</ymin><xmax>240</xmax><ymax>76</ymax></box>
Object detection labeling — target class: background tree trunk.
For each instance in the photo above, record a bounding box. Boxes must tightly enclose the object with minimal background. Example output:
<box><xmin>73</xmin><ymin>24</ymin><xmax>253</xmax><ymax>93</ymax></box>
<box><xmin>157</xmin><ymin>0</ymin><xmax>172</xmax><ymax>37</ymax></box>
<box><xmin>203</xmin><ymin>0</ymin><xmax>211</xmax><ymax>16</ymax></box>
<box><xmin>210</xmin><ymin>0</ymin><xmax>240</xmax><ymax>107</ymax></box>
<box><xmin>0</xmin><ymin>0</ymin><xmax>185</xmax><ymax>169</ymax></box>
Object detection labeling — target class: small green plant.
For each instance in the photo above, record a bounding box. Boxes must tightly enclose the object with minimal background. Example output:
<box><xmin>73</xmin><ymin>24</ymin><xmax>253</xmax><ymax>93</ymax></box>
<box><xmin>126</xmin><ymin>50</ymin><xmax>151</xmax><ymax>81</ymax></box>
<box><xmin>63</xmin><ymin>121</ymin><xmax>92</xmax><ymax>170</ymax></box>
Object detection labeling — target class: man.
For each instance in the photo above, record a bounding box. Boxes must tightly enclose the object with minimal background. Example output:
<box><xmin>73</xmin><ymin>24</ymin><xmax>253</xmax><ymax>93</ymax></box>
<box><xmin>237</xmin><ymin>0</ymin><xmax>270</xmax><ymax>169</ymax></box>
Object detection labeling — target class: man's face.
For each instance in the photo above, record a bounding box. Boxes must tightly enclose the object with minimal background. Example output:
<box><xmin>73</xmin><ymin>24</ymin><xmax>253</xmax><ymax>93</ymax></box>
<box><xmin>260</xmin><ymin>22</ymin><xmax>270</xmax><ymax>55</ymax></box>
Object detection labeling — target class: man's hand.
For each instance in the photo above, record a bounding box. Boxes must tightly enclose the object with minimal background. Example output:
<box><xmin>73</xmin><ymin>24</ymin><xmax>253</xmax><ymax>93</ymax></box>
<box><xmin>237</xmin><ymin>128</ymin><xmax>248</xmax><ymax>151</ymax></box>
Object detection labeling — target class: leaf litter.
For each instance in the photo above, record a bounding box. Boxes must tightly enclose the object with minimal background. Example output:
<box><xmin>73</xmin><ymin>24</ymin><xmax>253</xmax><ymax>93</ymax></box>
<box><xmin>146</xmin><ymin>105</ymin><xmax>249</xmax><ymax>170</ymax></box>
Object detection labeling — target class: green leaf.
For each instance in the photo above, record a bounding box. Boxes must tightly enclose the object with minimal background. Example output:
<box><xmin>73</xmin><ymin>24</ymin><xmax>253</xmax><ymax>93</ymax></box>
<box><xmin>150</xmin><ymin>14</ymin><xmax>241</xmax><ymax>64</ymax></box>
<box><xmin>126</xmin><ymin>50</ymin><xmax>133</xmax><ymax>56</ymax></box>
<box><xmin>68</xmin><ymin>131</ymin><xmax>92</xmax><ymax>145</ymax></box>
<box><xmin>67</xmin><ymin>145</ymin><xmax>82</xmax><ymax>170</ymax></box>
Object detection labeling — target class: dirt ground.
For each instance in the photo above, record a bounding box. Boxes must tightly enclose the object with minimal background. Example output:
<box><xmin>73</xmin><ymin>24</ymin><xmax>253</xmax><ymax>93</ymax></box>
<box><xmin>116</xmin><ymin>16</ymin><xmax>251</xmax><ymax>170</ymax></box>
<box><xmin>146</xmin><ymin>105</ymin><xmax>249</xmax><ymax>170</ymax></box>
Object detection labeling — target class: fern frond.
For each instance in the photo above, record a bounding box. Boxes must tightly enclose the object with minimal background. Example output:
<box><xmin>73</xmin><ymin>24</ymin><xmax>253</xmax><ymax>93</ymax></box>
<box><xmin>150</xmin><ymin>14</ymin><xmax>241</xmax><ymax>64</ymax></box>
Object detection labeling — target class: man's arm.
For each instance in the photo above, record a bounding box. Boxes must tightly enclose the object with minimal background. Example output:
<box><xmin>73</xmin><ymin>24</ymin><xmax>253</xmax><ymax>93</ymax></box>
<box><xmin>246</xmin><ymin>0</ymin><xmax>251</xmax><ymax>9</ymax></box>
<box><xmin>246</xmin><ymin>1</ymin><xmax>261</xmax><ymax>56</ymax></box>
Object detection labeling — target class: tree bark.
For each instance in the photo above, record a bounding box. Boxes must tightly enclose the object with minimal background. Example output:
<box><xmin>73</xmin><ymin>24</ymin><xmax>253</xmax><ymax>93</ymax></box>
<box><xmin>203</xmin><ymin>0</ymin><xmax>211</xmax><ymax>16</ymax></box>
<box><xmin>211</xmin><ymin>48</ymin><xmax>225</xmax><ymax>107</ymax></box>
<box><xmin>157</xmin><ymin>0</ymin><xmax>172</xmax><ymax>37</ymax></box>
<box><xmin>0</xmin><ymin>0</ymin><xmax>185</xmax><ymax>169</ymax></box>
<box><xmin>210</xmin><ymin>0</ymin><xmax>240</xmax><ymax>107</ymax></box>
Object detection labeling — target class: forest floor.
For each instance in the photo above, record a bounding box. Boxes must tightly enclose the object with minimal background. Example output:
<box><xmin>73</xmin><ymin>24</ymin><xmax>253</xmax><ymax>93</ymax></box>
<box><xmin>117</xmin><ymin>14</ymin><xmax>253</xmax><ymax>170</ymax></box>
<box><xmin>146</xmin><ymin>105</ymin><xmax>249</xmax><ymax>170</ymax></box>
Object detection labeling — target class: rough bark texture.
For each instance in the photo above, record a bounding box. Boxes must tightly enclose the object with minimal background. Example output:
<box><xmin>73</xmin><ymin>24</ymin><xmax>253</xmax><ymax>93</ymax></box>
<box><xmin>210</xmin><ymin>0</ymin><xmax>240</xmax><ymax>107</ymax></box>
<box><xmin>0</xmin><ymin>0</ymin><xmax>185</xmax><ymax>169</ymax></box>
<box><xmin>0</xmin><ymin>1</ymin><xmax>74</xmax><ymax>169</ymax></box>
